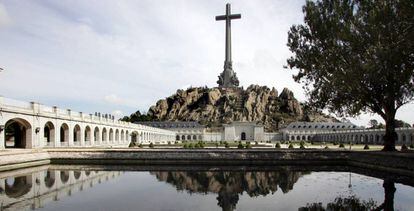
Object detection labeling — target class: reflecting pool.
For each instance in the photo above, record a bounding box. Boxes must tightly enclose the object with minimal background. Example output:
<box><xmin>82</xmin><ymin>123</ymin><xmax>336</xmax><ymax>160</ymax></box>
<box><xmin>0</xmin><ymin>165</ymin><xmax>413</xmax><ymax>211</ymax></box>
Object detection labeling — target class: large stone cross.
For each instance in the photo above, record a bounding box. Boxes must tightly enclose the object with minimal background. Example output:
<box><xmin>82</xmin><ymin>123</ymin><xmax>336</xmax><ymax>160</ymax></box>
<box><xmin>216</xmin><ymin>3</ymin><xmax>241</xmax><ymax>88</ymax></box>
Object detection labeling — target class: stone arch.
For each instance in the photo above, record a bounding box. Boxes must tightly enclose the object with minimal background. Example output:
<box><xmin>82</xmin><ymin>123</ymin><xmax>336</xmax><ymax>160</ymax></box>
<box><xmin>296</xmin><ymin>135</ymin><xmax>300</xmax><ymax>141</ymax></box>
<box><xmin>94</xmin><ymin>127</ymin><xmax>100</xmax><ymax>142</ymax></box>
<box><xmin>302</xmin><ymin>135</ymin><xmax>306</xmax><ymax>141</ymax></box>
<box><xmin>109</xmin><ymin>128</ymin><xmax>114</xmax><ymax>142</ymax></box>
<box><xmin>131</xmin><ymin>131</ymin><xmax>138</xmax><ymax>143</ymax></box>
<box><xmin>84</xmin><ymin>126</ymin><xmax>91</xmax><ymax>143</ymax></box>
<box><xmin>198</xmin><ymin>135</ymin><xmax>202</xmax><ymax>140</ymax></box>
<box><xmin>241</xmin><ymin>132</ymin><xmax>247</xmax><ymax>141</ymax></box>
<box><xmin>5</xmin><ymin>175</ymin><xmax>32</xmax><ymax>198</ymax></box>
<box><xmin>4</xmin><ymin>118</ymin><xmax>32</xmax><ymax>148</ymax></box>
<box><xmin>187</xmin><ymin>135</ymin><xmax>191</xmax><ymax>140</ymax></box>
<box><xmin>60</xmin><ymin>171</ymin><xmax>70</xmax><ymax>184</ymax></box>
<box><xmin>126</xmin><ymin>130</ymin><xmax>129</xmax><ymax>142</ymax></box>
<box><xmin>193</xmin><ymin>135</ymin><xmax>197</xmax><ymax>140</ymax></box>
<box><xmin>44</xmin><ymin>170</ymin><xmax>55</xmax><ymax>188</ymax></box>
<box><xmin>182</xmin><ymin>135</ymin><xmax>186</xmax><ymax>141</ymax></box>
<box><xmin>121</xmin><ymin>130</ymin><xmax>125</xmax><ymax>141</ymax></box>
<box><xmin>291</xmin><ymin>136</ymin><xmax>295</xmax><ymax>141</ymax></box>
<box><xmin>60</xmin><ymin>123</ymin><xmax>69</xmax><ymax>144</ymax></box>
<box><xmin>376</xmin><ymin>134</ymin><xmax>380</xmax><ymax>144</ymax></box>
<box><xmin>402</xmin><ymin>134</ymin><xmax>407</xmax><ymax>144</ymax></box>
<box><xmin>74</xmin><ymin>171</ymin><xmax>81</xmax><ymax>180</ymax></box>
<box><xmin>115</xmin><ymin>129</ymin><xmax>119</xmax><ymax>142</ymax></box>
<box><xmin>44</xmin><ymin>121</ymin><xmax>55</xmax><ymax>145</ymax></box>
<box><xmin>73</xmin><ymin>124</ymin><xmax>81</xmax><ymax>143</ymax></box>
<box><xmin>176</xmin><ymin>135</ymin><xmax>180</xmax><ymax>140</ymax></box>
<box><xmin>102</xmin><ymin>128</ymin><xmax>107</xmax><ymax>142</ymax></box>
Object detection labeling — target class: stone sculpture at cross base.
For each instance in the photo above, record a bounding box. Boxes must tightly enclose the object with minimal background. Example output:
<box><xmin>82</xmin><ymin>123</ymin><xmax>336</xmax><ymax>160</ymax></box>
<box><xmin>217</xmin><ymin>65</ymin><xmax>239</xmax><ymax>88</ymax></box>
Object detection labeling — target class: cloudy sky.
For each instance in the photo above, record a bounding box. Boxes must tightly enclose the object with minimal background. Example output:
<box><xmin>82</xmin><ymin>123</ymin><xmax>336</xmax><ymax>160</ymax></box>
<box><xmin>0</xmin><ymin>0</ymin><xmax>413</xmax><ymax>126</ymax></box>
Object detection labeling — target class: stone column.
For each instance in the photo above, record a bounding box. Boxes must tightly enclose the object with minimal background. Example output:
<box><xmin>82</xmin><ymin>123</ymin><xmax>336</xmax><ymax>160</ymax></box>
<box><xmin>0</xmin><ymin>130</ymin><xmax>4</xmax><ymax>149</ymax></box>
<box><xmin>68</xmin><ymin>123</ymin><xmax>74</xmax><ymax>147</ymax></box>
<box><xmin>80</xmin><ymin>126</ymin><xmax>85</xmax><ymax>147</ymax></box>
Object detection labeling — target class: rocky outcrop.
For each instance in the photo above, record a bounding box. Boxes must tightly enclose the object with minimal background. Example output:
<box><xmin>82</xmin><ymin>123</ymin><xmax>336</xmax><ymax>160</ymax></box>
<box><xmin>146</xmin><ymin>85</ymin><xmax>337</xmax><ymax>131</ymax></box>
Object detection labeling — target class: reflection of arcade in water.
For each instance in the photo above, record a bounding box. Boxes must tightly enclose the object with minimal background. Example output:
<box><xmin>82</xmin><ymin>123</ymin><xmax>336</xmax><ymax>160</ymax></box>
<box><xmin>0</xmin><ymin>166</ymin><xmax>121</xmax><ymax>210</ymax></box>
<box><xmin>151</xmin><ymin>170</ymin><xmax>307</xmax><ymax>211</ymax></box>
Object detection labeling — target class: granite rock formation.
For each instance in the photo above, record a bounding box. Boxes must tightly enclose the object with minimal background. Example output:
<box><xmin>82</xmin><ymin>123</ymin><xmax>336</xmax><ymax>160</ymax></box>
<box><xmin>146</xmin><ymin>85</ymin><xmax>336</xmax><ymax>131</ymax></box>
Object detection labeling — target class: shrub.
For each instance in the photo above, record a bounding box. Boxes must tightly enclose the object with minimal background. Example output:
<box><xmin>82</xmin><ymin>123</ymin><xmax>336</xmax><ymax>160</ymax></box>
<box><xmin>215</xmin><ymin>142</ymin><xmax>219</xmax><ymax>148</ymax></box>
<box><xmin>324</xmin><ymin>146</ymin><xmax>329</xmax><ymax>149</ymax></box>
<box><xmin>255</xmin><ymin>141</ymin><xmax>258</xmax><ymax>145</ymax></box>
<box><xmin>401</xmin><ymin>144</ymin><xmax>408</xmax><ymax>151</ymax></box>
<box><xmin>339</xmin><ymin>143</ymin><xmax>345</xmax><ymax>148</ymax></box>
<box><xmin>224</xmin><ymin>142</ymin><xmax>230</xmax><ymax>148</ymax></box>
<box><xmin>183</xmin><ymin>144</ymin><xmax>188</xmax><ymax>149</ymax></box>
<box><xmin>237</xmin><ymin>142</ymin><xmax>244</xmax><ymax>149</ymax></box>
<box><xmin>275</xmin><ymin>142</ymin><xmax>281</xmax><ymax>148</ymax></box>
<box><xmin>149</xmin><ymin>142</ymin><xmax>154</xmax><ymax>148</ymax></box>
<box><xmin>128</xmin><ymin>142</ymin><xmax>136</xmax><ymax>148</ymax></box>
<box><xmin>333</xmin><ymin>142</ymin><xmax>339</xmax><ymax>145</ymax></box>
<box><xmin>363</xmin><ymin>144</ymin><xmax>369</xmax><ymax>150</ymax></box>
<box><xmin>188</xmin><ymin>143</ymin><xmax>194</xmax><ymax>148</ymax></box>
<box><xmin>245</xmin><ymin>142</ymin><xmax>252</xmax><ymax>149</ymax></box>
<box><xmin>300</xmin><ymin>142</ymin><xmax>305</xmax><ymax>149</ymax></box>
<box><xmin>410</xmin><ymin>144</ymin><xmax>414</xmax><ymax>149</ymax></box>
<box><xmin>220</xmin><ymin>141</ymin><xmax>223</xmax><ymax>145</ymax></box>
<box><xmin>168</xmin><ymin>141</ymin><xmax>171</xmax><ymax>145</ymax></box>
<box><xmin>300</xmin><ymin>141</ymin><xmax>305</xmax><ymax>146</ymax></box>
<box><xmin>288</xmin><ymin>143</ymin><xmax>294</xmax><ymax>149</ymax></box>
<box><xmin>138</xmin><ymin>143</ymin><xmax>143</xmax><ymax>148</ymax></box>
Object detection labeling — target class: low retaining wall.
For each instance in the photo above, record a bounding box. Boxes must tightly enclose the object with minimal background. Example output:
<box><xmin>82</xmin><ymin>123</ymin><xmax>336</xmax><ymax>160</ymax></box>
<box><xmin>0</xmin><ymin>149</ymin><xmax>413</xmax><ymax>176</ymax></box>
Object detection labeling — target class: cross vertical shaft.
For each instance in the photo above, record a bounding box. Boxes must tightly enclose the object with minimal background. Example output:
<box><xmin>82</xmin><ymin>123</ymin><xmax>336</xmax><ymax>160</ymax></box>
<box><xmin>216</xmin><ymin>3</ymin><xmax>241</xmax><ymax>88</ymax></box>
<box><xmin>225</xmin><ymin>3</ymin><xmax>232</xmax><ymax>63</ymax></box>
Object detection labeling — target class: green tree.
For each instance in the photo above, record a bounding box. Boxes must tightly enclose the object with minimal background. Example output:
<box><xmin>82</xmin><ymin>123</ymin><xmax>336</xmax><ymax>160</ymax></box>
<box><xmin>369</xmin><ymin>119</ymin><xmax>379</xmax><ymax>129</ymax></box>
<box><xmin>120</xmin><ymin>110</ymin><xmax>154</xmax><ymax>122</ymax></box>
<box><xmin>286</xmin><ymin>0</ymin><xmax>414</xmax><ymax>151</ymax></box>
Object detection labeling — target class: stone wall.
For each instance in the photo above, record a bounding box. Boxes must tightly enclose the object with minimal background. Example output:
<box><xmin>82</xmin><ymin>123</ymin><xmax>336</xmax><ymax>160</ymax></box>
<box><xmin>1</xmin><ymin>149</ymin><xmax>413</xmax><ymax>177</ymax></box>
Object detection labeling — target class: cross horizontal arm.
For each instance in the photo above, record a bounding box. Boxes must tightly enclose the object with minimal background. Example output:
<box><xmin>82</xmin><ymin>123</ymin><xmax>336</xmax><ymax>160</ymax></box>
<box><xmin>229</xmin><ymin>14</ymin><xmax>241</xmax><ymax>19</ymax></box>
<box><xmin>215</xmin><ymin>14</ymin><xmax>241</xmax><ymax>21</ymax></box>
<box><xmin>215</xmin><ymin>15</ymin><xmax>226</xmax><ymax>21</ymax></box>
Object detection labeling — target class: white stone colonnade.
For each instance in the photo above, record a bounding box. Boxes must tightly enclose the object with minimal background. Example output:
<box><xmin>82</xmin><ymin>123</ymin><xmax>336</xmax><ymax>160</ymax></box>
<box><xmin>0</xmin><ymin>97</ymin><xmax>176</xmax><ymax>149</ymax></box>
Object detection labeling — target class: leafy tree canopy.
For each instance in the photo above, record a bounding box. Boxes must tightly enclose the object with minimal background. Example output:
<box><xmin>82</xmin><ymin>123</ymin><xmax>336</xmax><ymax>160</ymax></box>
<box><xmin>120</xmin><ymin>110</ymin><xmax>154</xmax><ymax>122</ymax></box>
<box><xmin>286</xmin><ymin>0</ymin><xmax>414</xmax><ymax>151</ymax></box>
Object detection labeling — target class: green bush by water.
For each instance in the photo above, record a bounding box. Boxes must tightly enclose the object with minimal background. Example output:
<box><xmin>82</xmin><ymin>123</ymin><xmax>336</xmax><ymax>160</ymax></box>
<box><xmin>364</xmin><ymin>144</ymin><xmax>369</xmax><ymax>150</ymax></box>
<box><xmin>288</xmin><ymin>143</ymin><xmax>294</xmax><ymax>149</ymax></box>
<box><xmin>275</xmin><ymin>142</ymin><xmax>281</xmax><ymax>148</ymax></box>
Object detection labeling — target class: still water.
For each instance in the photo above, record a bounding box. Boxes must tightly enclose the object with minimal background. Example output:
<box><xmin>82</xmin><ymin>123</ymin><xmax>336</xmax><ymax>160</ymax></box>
<box><xmin>0</xmin><ymin>165</ymin><xmax>413</xmax><ymax>211</ymax></box>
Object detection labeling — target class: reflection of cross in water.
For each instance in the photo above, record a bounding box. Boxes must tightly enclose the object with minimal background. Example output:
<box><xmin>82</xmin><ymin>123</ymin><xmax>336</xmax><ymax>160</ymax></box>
<box><xmin>348</xmin><ymin>172</ymin><xmax>353</xmax><ymax>195</ymax></box>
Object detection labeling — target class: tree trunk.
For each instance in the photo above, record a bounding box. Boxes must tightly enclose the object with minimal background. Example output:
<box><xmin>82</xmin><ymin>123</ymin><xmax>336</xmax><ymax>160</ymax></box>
<box><xmin>383</xmin><ymin>179</ymin><xmax>396</xmax><ymax>211</ymax></box>
<box><xmin>383</xmin><ymin>112</ymin><xmax>397</xmax><ymax>151</ymax></box>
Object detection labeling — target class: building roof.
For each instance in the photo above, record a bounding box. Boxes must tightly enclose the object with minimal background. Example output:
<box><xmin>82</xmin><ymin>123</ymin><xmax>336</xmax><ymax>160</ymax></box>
<box><xmin>135</xmin><ymin>121</ymin><xmax>205</xmax><ymax>129</ymax></box>
<box><xmin>285</xmin><ymin>121</ymin><xmax>360</xmax><ymax>130</ymax></box>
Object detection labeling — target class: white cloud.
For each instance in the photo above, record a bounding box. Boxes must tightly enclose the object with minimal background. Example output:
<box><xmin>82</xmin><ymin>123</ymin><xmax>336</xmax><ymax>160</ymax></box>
<box><xmin>0</xmin><ymin>3</ymin><xmax>11</xmax><ymax>27</ymax></box>
<box><xmin>0</xmin><ymin>0</ymin><xmax>412</xmax><ymax>127</ymax></box>
<box><xmin>111</xmin><ymin>110</ymin><xmax>124</xmax><ymax>118</ymax></box>
<box><xmin>103</xmin><ymin>94</ymin><xmax>138</xmax><ymax>108</ymax></box>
